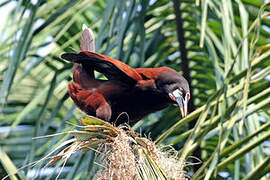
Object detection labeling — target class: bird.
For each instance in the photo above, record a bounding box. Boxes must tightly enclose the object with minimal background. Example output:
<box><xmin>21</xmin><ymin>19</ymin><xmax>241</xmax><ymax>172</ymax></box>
<box><xmin>61</xmin><ymin>51</ymin><xmax>190</xmax><ymax>124</ymax></box>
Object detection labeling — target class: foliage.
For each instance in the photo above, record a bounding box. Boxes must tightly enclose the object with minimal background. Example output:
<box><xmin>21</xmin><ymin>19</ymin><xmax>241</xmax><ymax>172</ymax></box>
<box><xmin>0</xmin><ymin>0</ymin><xmax>269</xmax><ymax>179</ymax></box>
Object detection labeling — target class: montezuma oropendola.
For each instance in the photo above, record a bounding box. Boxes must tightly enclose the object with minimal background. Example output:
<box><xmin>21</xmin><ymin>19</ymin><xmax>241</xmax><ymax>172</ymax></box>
<box><xmin>61</xmin><ymin>51</ymin><xmax>190</xmax><ymax>124</ymax></box>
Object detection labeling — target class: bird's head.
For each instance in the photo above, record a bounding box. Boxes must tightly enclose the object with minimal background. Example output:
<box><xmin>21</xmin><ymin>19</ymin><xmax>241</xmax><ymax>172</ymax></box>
<box><xmin>156</xmin><ymin>67</ymin><xmax>190</xmax><ymax>118</ymax></box>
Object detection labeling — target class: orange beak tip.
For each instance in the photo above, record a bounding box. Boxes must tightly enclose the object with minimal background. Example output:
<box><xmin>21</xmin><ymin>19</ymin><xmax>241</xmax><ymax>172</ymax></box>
<box><xmin>179</xmin><ymin>107</ymin><xmax>185</xmax><ymax>118</ymax></box>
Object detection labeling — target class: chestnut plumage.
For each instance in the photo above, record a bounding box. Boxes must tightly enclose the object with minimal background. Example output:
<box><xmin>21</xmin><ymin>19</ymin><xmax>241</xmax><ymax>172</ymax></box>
<box><xmin>61</xmin><ymin>51</ymin><xmax>190</xmax><ymax>124</ymax></box>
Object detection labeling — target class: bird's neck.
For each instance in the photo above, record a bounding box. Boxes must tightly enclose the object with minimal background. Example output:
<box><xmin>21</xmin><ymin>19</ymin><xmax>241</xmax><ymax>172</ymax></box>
<box><xmin>135</xmin><ymin>79</ymin><xmax>170</xmax><ymax>105</ymax></box>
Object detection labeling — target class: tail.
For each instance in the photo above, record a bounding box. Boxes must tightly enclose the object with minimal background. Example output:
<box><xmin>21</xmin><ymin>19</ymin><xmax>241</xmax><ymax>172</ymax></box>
<box><xmin>61</xmin><ymin>51</ymin><xmax>142</xmax><ymax>85</ymax></box>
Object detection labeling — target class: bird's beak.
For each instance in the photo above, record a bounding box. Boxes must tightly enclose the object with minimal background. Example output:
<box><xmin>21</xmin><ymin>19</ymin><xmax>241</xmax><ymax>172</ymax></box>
<box><xmin>169</xmin><ymin>89</ymin><xmax>189</xmax><ymax>118</ymax></box>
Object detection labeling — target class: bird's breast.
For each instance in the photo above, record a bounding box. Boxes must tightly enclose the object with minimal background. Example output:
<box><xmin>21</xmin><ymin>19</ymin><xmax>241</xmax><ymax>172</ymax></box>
<box><xmin>108</xmin><ymin>89</ymin><xmax>169</xmax><ymax>123</ymax></box>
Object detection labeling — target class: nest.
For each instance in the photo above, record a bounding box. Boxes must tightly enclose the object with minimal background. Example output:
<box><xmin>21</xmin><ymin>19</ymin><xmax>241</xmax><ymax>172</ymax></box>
<box><xmin>47</xmin><ymin>116</ymin><xmax>188</xmax><ymax>180</ymax></box>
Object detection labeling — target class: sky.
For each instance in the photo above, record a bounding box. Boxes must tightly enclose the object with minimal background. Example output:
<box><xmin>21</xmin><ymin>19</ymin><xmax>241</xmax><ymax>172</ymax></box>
<box><xmin>0</xmin><ymin>0</ymin><xmax>16</xmax><ymax>33</ymax></box>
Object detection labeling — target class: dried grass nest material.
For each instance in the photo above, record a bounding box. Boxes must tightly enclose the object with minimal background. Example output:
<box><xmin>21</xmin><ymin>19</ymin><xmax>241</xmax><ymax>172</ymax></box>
<box><xmin>96</xmin><ymin>128</ymin><xmax>188</xmax><ymax>180</ymax></box>
<box><xmin>49</xmin><ymin>116</ymin><xmax>189</xmax><ymax>180</ymax></box>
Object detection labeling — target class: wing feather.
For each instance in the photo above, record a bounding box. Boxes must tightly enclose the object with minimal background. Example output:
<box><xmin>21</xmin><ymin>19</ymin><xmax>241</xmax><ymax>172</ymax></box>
<box><xmin>61</xmin><ymin>51</ymin><xmax>142</xmax><ymax>85</ymax></box>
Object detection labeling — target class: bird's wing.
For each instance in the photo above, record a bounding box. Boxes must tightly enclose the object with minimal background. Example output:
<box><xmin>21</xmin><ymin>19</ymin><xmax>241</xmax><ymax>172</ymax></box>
<box><xmin>68</xmin><ymin>83</ymin><xmax>112</xmax><ymax>121</ymax></box>
<box><xmin>61</xmin><ymin>51</ymin><xmax>142</xmax><ymax>85</ymax></box>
